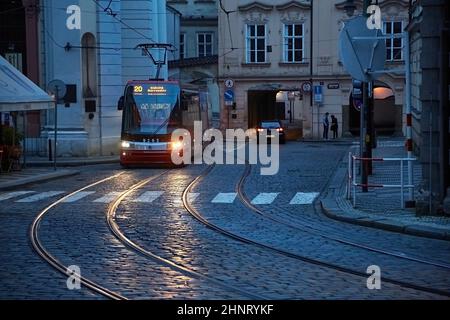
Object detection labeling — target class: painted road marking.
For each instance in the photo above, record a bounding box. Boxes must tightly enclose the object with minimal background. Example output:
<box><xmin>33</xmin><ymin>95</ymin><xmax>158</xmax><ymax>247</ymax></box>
<box><xmin>289</xmin><ymin>192</ymin><xmax>320</xmax><ymax>205</ymax></box>
<box><xmin>211</xmin><ymin>193</ymin><xmax>237</xmax><ymax>204</ymax></box>
<box><xmin>16</xmin><ymin>191</ymin><xmax>65</xmax><ymax>203</ymax></box>
<box><xmin>251</xmin><ymin>193</ymin><xmax>280</xmax><ymax>205</ymax></box>
<box><xmin>174</xmin><ymin>192</ymin><xmax>200</xmax><ymax>204</ymax></box>
<box><xmin>93</xmin><ymin>192</ymin><xmax>123</xmax><ymax>203</ymax></box>
<box><xmin>62</xmin><ymin>191</ymin><xmax>96</xmax><ymax>203</ymax></box>
<box><xmin>0</xmin><ymin>191</ymin><xmax>35</xmax><ymax>201</ymax></box>
<box><xmin>132</xmin><ymin>191</ymin><xmax>164</xmax><ymax>203</ymax></box>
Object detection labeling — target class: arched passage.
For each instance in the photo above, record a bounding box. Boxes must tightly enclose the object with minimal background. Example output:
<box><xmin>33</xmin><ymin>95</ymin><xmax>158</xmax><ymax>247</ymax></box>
<box><xmin>348</xmin><ymin>82</ymin><xmax>399</xmax><ymax>136</ymax></box>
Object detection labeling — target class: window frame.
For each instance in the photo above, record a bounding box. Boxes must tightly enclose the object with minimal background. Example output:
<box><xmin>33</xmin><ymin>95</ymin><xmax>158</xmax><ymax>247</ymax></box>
<box><xmin>180</xmin><ymin>33</ymin><xmax>186</xmax><ymax>59</ymax></box>
<box><xmin>197</xmin><ymin>32</ymin><xmax>214</xmax><ymax>58</ymax></box>
<box><xmin>383</xmin><ymin>21</ymin><xmax>404</xmax><ymax>61</ymax></box>
<box><xmin>282</xmin><ymin>23</ymin><xmax>304</xmax><ymax>63</ymax></box>
<box><xmin>245</xmin><ymin>24</ymin><xmax>267</xmax><ymax>63</ymax></box>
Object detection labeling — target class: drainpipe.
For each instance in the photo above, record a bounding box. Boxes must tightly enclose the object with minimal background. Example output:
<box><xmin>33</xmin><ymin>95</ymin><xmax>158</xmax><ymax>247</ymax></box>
<box><xmin>309</xmin><ymin>0</ymin><xmax>314</xmax><ymax>138</ymax></box>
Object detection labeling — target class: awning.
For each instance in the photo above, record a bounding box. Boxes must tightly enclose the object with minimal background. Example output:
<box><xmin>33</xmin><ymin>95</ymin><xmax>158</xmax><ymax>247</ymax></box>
<box><xmin>0</xmin><ymin>55</ymin><xmax>53</xmax><ymax>112</ymax></box>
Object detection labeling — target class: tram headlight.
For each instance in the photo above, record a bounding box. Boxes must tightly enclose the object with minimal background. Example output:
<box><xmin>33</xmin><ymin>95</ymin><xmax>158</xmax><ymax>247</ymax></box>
<box><xmin>170</xmin><ymin>141</ymin><xmax>183</xmax><ymax>150</ymax></box>
<box><xmin>121</xmin><ymin>141</ymin><xmax>131</xmax><ymax>149</ymax></box>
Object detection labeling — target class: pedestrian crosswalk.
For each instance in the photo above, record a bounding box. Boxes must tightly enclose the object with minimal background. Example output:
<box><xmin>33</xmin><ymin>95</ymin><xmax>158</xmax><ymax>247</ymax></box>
<box><xmin>0</xmin><ymin>190</ymin><xmax>319</xmax><ymax>205</ymax></box>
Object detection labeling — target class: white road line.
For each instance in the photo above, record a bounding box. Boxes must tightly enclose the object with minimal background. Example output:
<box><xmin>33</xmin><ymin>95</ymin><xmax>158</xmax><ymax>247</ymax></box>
<box><xmin>93</xmin><ymin>192</ymin><xmax>123</xmax><ymax>203</ymax></box>
<box><xmin>132</xmin><ymin>191</ymin><xmax>164</xmax><ymax>203</ymax></box>
<box><xmin>0</xmin><ymin>191</ymin><xmax>35</xmax><ymax>202</ymax></box>
<box><xmin>175</xmin><ymin>192</ymin><xmax>200</xmax><ymax>204</ymax></box>
<box><xmin>211</xmin><ymin>193</ymin><xmax>237</xmax><ymax>204</ymax></box>
<box><xmin>251</xmin><ymin>193</ymin><xmax>280</xmax><ymax>205</ymax></box>
<box><xmin>62</xmin><ymin>191</ymin><xmax>96</xmax><ymax>203</ymax></box>
<box><xmin>289</xmin><ymin>192</ymin><xmax>320</xmax><ymax>205</ymax></box>
<box><xmin>16</xmin><ymin>191</ymin><xmax>65</xmax><ymax>203</ymax></box>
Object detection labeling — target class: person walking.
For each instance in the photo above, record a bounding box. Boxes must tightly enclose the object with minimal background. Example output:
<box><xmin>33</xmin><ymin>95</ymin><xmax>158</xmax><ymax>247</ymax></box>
<box><xmin>322</xmin><ymin>112</ymin><xmax>329</xmax><ymax>140</ymax></box>
<box><xmin>331</xmin><ymin>115</ymin><xmax>338</xmax><ymax>139</ymax></box>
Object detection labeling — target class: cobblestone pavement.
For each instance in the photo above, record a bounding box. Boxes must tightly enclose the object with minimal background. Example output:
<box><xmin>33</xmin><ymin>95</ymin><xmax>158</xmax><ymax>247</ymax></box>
<box><xmin>0</xmin><ymin>143</ymin><xmax>449</xmax><ymax>299</ymax></box>
<box><xmin>340</xmin><ymin>141</ymin><xmax>450</xmax><ymax>229</ymax></box>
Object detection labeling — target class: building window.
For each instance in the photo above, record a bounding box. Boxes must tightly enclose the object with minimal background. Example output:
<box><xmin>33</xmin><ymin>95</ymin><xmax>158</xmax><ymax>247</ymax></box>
<box><xmin>283</xmin><ymin>23</ymin><xmax>304</xmax><ymax>63</ymax></box>
<box><xmin>180</xmin><ymin>33</ymin><xmax>186</xmax><ymax>59</ymax></box>
<box><xmin>197</xmin><ymin>33</ymin><xmax>213</xmax><ymax>57</ymax></box>
<box><xmin>81</xmin><ymin>33</ymin><xmax>97</xmax><ymax>98</ymax></box>
<box><xmin>246</xmin><ymin>24</ymin><xmax>266</xmax><ymax>63</ymax></box>
<box><xmin>383</xmin><ymin>21</ymin><xmax>403</xmax><ymax>61</ymax></box>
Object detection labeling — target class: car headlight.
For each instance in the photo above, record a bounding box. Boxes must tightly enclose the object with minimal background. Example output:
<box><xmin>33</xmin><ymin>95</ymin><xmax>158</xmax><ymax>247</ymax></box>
<box><xmin>121</xmin><ymin>141</ymin><xmax>131</xmax><ymax>148</ymax></box>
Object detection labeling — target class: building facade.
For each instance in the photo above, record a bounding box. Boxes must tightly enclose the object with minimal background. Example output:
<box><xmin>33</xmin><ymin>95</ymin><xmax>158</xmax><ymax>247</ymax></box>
<box><xmin>218</xmin><ymin>0</ymin><xmax>410</xmax><ymax>139</ymax></box>
<box><xmin>38</xmin><ymin>0</ymin><xmax>169</xmax><ymax>157</ymax></box>
<box><xmin>167</xmin><ymin>0</ymin><xmax>220</xmax><ymax>128</ymax></box>
<box><xmin>408</xmin><ymin>0</ymin><xmax>450</xmax><ymax>214</ymax></box>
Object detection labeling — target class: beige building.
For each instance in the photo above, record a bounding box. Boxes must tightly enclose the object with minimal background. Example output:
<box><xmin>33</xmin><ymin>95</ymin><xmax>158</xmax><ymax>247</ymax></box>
<box><xmin>218</xmin><ymin>0</ymin><xmax>410</xmax><ymax>139</ymax></box>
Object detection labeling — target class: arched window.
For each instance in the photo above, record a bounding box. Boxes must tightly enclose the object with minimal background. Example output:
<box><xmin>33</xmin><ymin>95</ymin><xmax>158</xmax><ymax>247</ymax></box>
<box><xmin>81</xmin><ymin>33</ymin><xmax>97</xmax><ymax>98</ymax></box>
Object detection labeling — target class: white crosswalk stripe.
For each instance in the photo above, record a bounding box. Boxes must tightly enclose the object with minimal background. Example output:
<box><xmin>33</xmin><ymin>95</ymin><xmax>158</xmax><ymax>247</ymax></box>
<box><xmin>93</xmin><ymin>192</ymin><xmax>123</xmax><ymax>203</ymax></box>
<box><xmin>289</xmin><ymin>192</ymin><xmax>319</xmax><ymax>205</ymax></box>
<box><xmin>132</xmin><ymin>191</ymin><xmax>164</xmax><ymax>203</ymax></box>
<box><xmin>0</xmin><ymin>191</ymin><xmax>35</xmax><ymax>202</ymax></box>
<box><xmin>16</xmin><ymin>191</ymin><xmax>65</xmax><ymax>203</ymax></box>
<box><xmin>62</xmin><ymin>191</ymin><xmax>96</xmax><ymax>203</ymax></box>
<box><xmin>211</xmin><ymin>193</ymin><xmax>237</xmax><ymax>204</ymax></box>
<box><xmin>251</xmin><ymin>193</ymin><xmax>279</xmax><ymax>205</ymax></box>
<box><xmin>174</xmin><ymin>193</ymin><xmax>200</xmax><ymax>204</ymax></box>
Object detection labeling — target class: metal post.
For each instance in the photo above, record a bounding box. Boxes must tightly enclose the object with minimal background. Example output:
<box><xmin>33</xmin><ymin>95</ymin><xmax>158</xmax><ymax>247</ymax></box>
<box><xmin>429</xmin><ymin>108</ymin><xmax>433</xmax><ymax>215</ymax></box>
<box><xmin>404</xmin><ymin>31</ymin><xmax>414</xmax><ymax>201</ymax></box>
<box><xmin>400</xmin><ymin>159</ymin><xmax>404</xmax><ymax>209</ymax></box>
<box><xmin>54</xmin><ymin>87</ymin><xmax>58</xmax><ymax>171</ymax></box>
<box><xmin>361</xmin><ymin>82</ymin><xmax>368</xmax><ymax>192</ymax></box>
<box><xmin>347</xmin><ymin>152</ymin><xmax>352</xmax><ymax>199</ymax></box>
<box><xmin>353</xmin><ymin>156</ymin><xmax>357</xmax><ymax>207</ymax></box>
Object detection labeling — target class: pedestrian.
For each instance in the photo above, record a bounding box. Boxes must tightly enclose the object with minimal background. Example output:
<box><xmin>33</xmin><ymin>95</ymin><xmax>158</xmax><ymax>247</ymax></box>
<box><xmin>322</xmin><ymin>112</ymin><xmax>329</xmax><ymax>140</ymax></box>
<box><xmin>331</xmin><ymin>115</ymin><xmax>338</xmax><ymax>139</ymax></box>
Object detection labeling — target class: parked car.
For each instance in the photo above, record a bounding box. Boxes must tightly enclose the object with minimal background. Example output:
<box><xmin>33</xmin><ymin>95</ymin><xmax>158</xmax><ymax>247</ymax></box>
<box><xmin>256</xmin><ymin>120</ymin><xmax>286</xmax><ymax>144</ymax></box>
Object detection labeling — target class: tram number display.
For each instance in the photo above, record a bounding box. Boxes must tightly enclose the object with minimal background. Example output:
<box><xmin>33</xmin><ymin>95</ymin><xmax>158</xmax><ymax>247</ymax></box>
<box><xmin>133</xmin><ymin>85</ymin><xmax>168</xmax><ymax>96</ymax></box>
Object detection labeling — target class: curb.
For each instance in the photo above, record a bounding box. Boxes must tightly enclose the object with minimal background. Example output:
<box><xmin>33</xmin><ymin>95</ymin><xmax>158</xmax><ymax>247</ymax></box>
<box><xmin>320</xmin><ymin>149</ymin><xmax>450</xmax><ymax>242</ymax></box>
<box><xmin>25</xmin><ymin>158</ymin><xmax>119</xmax><ymax>167</ymax></box>
<box><xmin>0</xmin><ymin>169</ymin><xmax>80</xmax><ymax>190</ymax></box>
<box><xmin>321</xmin><ymin>201</ymin><xmax>450</xmax><ymax>241</ymax></box>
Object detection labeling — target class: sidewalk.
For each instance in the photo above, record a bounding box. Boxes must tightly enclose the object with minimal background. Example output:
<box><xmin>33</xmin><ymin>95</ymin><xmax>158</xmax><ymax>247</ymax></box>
<box><xmin>24</xmin><ymin>155</ymin><xmax>119</xmax><ymax>167</ymax></box>
<box><xmin>321</xmin><ymin>140</ymin><xmax>450</xmax><ymax>241</ymax></box>
<box><xmin>0</xmin><ymin>168</ymin><xmax>79</xmax><ymax>190</ymax></box>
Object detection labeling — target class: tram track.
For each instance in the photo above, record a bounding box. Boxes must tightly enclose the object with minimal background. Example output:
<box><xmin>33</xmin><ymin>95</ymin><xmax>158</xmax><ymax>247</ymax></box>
<box><xmin>30</xmin><ymin>172</ymin><xmax>127</xmax><ymax>300</ymax></box>
<box><xmin>238</xmin><ymin>163</ymin><xmax>450</xmax><ymax>270</ymax></box>
<box><xmin>106</xmin><ymin>167</ymin><xmax>269</xmax><ymax>300</ymax></box>
<box><xmin>183</xmin><ymin>164</ymin><xmax>450</xmax><ymax>298</ymax></box>
<box><xmin>31</xmin><ymin>167</ymin><xmax>267</xmax><ymax>300</ymax></box>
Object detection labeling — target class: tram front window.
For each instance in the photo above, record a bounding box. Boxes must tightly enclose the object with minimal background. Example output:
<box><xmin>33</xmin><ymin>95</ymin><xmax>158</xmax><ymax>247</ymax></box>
<box><xmin>123</xmin><ymin>84</ymin><xmax>181</xmax><ymax>136</ymax></box>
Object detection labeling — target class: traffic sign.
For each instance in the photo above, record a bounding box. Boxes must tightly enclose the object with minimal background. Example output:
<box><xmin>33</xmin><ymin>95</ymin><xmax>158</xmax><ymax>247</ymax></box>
<box><xmin>224</xmin><ymin>89</ymin><xmax>235</xmax><ymax>102</ymax></box>
<box><xmin>301</xmin><ymin>81</ymin><xmax>312</xmax><ymax>94</ymax></box>
<box><xmin>339</xmin><ymin>15</ymin><xmax>386</xmax><ymax>82</ymax></box>
<box><xmin>314</xmin><ymin>85</ymin><xmax>323</xmax><ymax>104</ymax></box>
<box><xmin>225</xmin><ymin>79</ymin><xmax>234</xmax><ymax>88</ymax></box>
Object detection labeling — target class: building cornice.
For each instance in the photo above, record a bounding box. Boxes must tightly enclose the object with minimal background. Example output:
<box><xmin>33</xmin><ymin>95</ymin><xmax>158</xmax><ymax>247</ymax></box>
<box><xmin>238</xmin><ymin>2</ymin><xmax>274</xmax><ymax>12</ymax></box>
<box><xmin>335</xmin><ymin>0</ymin><xmax>409</xmax><ymax>11</ymax></box>
<box><xmin>275</xmin><ymin>1</ymin><xmax>311</xmax><ymax>11</ymax></box>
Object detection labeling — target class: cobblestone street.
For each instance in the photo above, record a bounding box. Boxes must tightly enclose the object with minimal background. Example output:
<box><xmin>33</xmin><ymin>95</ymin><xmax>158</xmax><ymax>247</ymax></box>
<box><xmin>1</xmin><ymin>142</ymin><xmax>449</xmax><ymax>300</ymax></box>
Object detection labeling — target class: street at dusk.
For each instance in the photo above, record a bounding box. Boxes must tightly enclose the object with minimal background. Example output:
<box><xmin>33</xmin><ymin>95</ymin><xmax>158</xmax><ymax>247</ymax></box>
<box><xmin>0</xmin><ymin>0</ymin><xmax>449</xmax><ymax>314</ymax></box>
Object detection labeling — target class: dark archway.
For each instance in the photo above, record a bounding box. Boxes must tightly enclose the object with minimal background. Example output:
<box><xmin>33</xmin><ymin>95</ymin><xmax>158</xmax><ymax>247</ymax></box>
<box><xmin>349</xmin><ymin>83</ymin><xmax>397</xmax><ymax>136</ymax></box>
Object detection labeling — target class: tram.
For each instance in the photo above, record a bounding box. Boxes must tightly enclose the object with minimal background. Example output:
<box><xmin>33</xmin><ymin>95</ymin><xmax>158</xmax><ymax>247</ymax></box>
<box><xmin>117</xmin><ymin>80</ymin><xmax>186</xmax><ymax>166</ymax></box>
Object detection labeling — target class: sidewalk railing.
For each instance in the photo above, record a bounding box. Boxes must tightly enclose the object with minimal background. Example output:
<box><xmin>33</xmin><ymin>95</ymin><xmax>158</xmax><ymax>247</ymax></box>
<box><xmin>347</xmin><ymin>153</ymin><xmax>417</xmax><ymax>209</ymax></box>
